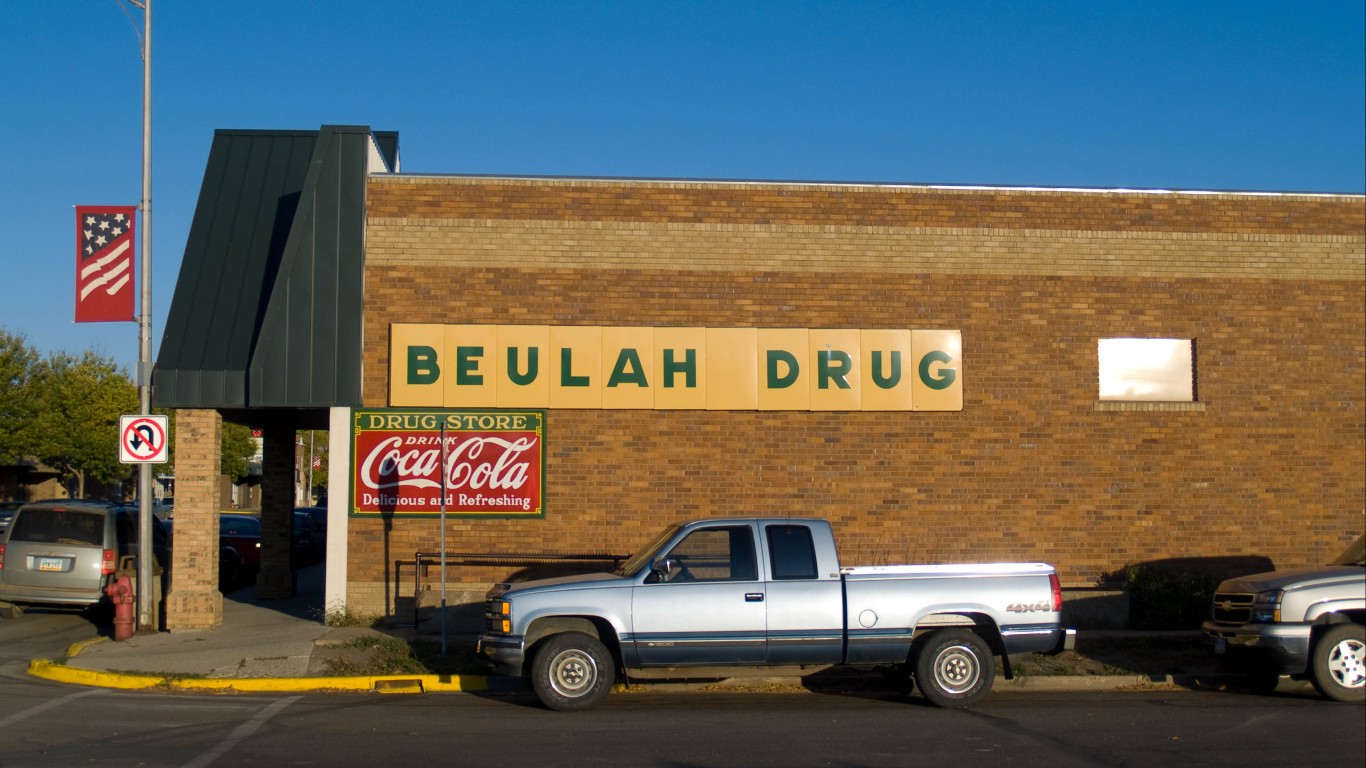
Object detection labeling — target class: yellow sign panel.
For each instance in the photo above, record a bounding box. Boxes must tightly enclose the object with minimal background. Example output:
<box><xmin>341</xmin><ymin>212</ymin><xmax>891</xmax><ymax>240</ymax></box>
<box><xmin>860</xmin><ymin>329</ymin><xmax>912</xmax><ymax>411</ymax></box>
<box><xmin>601</xmin><ymin>326</ymin><xmax>655</xmax><ymax>409</ymax></box>
<box><xmin>757</xmin><ymin>329</ymin><xmax>811</xmax><ymax>411</ymax></box>
<box><xmin>389</xmin><ymin>324</ymin><xmax>964</xmax><ymax>412</ymax></box>
<box><xmin>912</xmin><ymin>329</ymin><xmax>963</xmax><ymax>411</ymax></box>
<box><xmin>496</xmin><ymin>325</ymin><xmax>550</xmax><ymax>408</ymax></box>
<box><xmin>810</xmin><ymin>329</ymin><xmax>862</xmax><ymax>411</ymax></box>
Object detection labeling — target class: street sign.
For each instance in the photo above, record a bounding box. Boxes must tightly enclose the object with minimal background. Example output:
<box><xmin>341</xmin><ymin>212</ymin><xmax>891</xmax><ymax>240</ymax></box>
<box><xmin>119</xmin><ymin>415</ymin><xmax>169</xmax><ymax>464</ymax></box>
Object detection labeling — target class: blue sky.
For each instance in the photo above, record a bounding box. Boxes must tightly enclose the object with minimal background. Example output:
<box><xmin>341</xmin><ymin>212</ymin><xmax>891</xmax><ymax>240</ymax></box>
<box><xmin>2</xmin><ymin>1</ymin><xmax>1362</xmax><ymax>374</ymax></box>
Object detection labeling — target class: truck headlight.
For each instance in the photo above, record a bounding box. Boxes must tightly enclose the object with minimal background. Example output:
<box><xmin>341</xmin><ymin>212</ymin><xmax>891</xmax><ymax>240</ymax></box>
<box><xmin>1250</xmin><ymin>589</ymin><xmax>1283</xmax><ymax>623</ymax></box>
<box><xmin>492</xmin><ymin>600</ymin><xmax>512</xmax><ymax>634</ymax></box>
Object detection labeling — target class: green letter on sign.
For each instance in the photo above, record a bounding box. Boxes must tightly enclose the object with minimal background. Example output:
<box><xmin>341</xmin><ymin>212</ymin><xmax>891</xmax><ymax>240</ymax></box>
<box><xmin>506</xmin><ymin>347</ymin><xmax>539</xmax><ymax>386</ymax></box>
<box><xmin>456</xmin><ymin>346</ymin><xmax>484</xmax><ymax>385</ymax></box>
<box><xmin>766</xmin><ymin>350</ymin><xmax>799</xmax><ymax>389</ymax></box>
<box><xmin>663</xmin><ymin>349</ymin><xmax>696</xmax><ymax>389</ymax></box>
<box><xmin>817</xmin><ymin>351</ymin><xmax>853</xmax><ymax>390</ymax></box>
<box><xmin>408</xmin><ymin>346</ymin><xmax>440</xmax><ymax>385</ymax></box>
<box><xmin>608</xmin><ymin>349</ymin><xmax>649</xmax><ymax>388</ymax></box>
<box><xmin>918</xmin><ymin>350</ymin><xmax>957</xmax><ymax>390</ymax></box>
<box><xmin>561</xmin><ymin>348</ymin><xmax>590</xmax><ymax>387</ymax></box>
<box><xmin>871</xmin><ymin>351</ymin><xmax>902</xmax><ymax>389</ymax></box>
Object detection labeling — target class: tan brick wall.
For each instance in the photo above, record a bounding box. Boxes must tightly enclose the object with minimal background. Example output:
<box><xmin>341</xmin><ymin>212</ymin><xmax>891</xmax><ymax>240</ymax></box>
<box><xmin>346</xmin><ymin>176</ymin><xmax>1365</xmax><ymax>616</ymax></box>
<box><xmin>166</xmin><ymin>409</ymin><xmax>224</xmax><ymax>629</ymax></box>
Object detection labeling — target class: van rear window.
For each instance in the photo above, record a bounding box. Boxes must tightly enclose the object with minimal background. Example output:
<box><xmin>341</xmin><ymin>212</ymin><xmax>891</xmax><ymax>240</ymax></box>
<box><xmin>9</xmin><ymin>509</ymin><xmax>104</xmax><ymax>546</ymax></box>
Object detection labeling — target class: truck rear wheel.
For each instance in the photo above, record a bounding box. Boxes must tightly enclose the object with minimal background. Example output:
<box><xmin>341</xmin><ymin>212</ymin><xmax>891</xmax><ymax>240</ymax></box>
<box><xmin>530</xmin><ymin>632</ymin><xmax>615</xmax><ymax>711</ymax></box>
<box><xmin>913</xmin><ymin>629</ymin><xmax>995</xmax><ymax>708</ymax></box>
<box><xmin>1310</xmin><ymin>623</ymin><xmax>1365</xmax><ymax>702</ymax></box>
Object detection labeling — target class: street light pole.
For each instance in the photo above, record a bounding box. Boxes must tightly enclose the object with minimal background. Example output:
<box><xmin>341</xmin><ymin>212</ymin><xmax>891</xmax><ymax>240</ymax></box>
<box><xmin>128</xmin><ymin>0</ymin><xmax>155</xmax><ymax>632</ymax></box>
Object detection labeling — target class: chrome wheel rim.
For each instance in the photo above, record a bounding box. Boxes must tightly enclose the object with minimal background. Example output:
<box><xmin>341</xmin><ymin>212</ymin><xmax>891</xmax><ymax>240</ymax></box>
<box><xmin>1327</xmin><ymin>637</ymin><xmax>1366</xmax><ymax>689</ymax></box>
<box><xmin>548</xmin><ymin>649</ymin><xmax>598</xmax><ymax>698</ymax></box>
<box><xmin>932</xmin><ymin>644</ymin><xmax>981</xmax><ymax>694</ymax></box>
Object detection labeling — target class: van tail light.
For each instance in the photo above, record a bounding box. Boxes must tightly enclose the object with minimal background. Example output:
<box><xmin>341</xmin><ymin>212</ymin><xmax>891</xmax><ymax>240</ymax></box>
<box><xmin>102</xmin><ymin>549</ymin><xmax>116</xmax><ymax>575</ymax></box>
<box><xmin>0</xmin><ymin>543</ymin><xmax>6</xmax><ymax>571</ymax></box>
<box><xmin>1050</xmin><ymin>572</ymin><xmax>1063</xmax><ymax>613</ymax></box>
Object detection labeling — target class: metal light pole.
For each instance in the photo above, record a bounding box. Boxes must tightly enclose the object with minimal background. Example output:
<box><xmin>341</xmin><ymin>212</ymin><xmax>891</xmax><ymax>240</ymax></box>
<box><xmin>128</xmin><ymin>0</ymin><xmax>155</xmax><ymax>631</ymax></box>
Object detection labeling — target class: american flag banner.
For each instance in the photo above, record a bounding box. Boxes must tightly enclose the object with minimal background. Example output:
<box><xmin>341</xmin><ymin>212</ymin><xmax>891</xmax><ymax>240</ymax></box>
<box><xmin>75</xmin><ymin>205</ymin><xmax>137</xmax><ymax>323</ymax></box>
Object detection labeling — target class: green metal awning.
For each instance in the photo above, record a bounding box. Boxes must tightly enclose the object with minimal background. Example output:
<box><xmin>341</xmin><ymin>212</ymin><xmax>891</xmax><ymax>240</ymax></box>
<box><xmin>154</xmin><ymin>125</ymin><xmax>397</xmax><ymax>419</ymax></box>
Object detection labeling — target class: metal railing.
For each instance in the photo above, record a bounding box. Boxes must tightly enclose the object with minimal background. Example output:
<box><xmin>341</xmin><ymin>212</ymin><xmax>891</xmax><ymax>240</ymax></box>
<box><xmin>404</xmin><ymin>551</ymin><xmax>631</xmax><ymax>628</ymax></box>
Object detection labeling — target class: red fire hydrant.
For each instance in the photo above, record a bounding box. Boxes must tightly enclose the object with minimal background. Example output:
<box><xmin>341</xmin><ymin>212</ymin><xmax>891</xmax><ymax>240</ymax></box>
<box><xmin>105</xmin><ymin>575</ymin><xmax>135</xmax><ymax>642</ymax></box>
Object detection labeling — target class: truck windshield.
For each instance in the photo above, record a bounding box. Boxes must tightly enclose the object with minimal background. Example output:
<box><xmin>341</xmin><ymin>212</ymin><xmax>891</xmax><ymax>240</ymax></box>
<box><xmin>1331</xmin><ymin>534</ymin><xmax>1365</xmax><ymax>567</ymax></box>
<box><xmin>615</xmin><ymin>524</ymin><xmax>682</xmax><ymax>577</ymax></box>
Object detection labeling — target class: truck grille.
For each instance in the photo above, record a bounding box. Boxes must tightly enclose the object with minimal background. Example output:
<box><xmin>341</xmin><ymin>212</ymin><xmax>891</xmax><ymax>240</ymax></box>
<box><xmin>1210</xmin><ymin>592</ymin><xmax>1254</xmax><ymax>624</ymax></box>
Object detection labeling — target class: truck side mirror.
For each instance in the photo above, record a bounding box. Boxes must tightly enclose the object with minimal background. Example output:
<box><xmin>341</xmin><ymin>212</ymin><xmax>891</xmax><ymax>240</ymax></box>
<box><xmin>649</xmin><ymin>557</ymin><xmax>677</xmax><ymax>583</ymax></box>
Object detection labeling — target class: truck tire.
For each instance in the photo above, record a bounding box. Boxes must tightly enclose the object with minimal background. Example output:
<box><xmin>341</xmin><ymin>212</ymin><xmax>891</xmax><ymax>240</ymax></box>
<box><xmin>0</xmin><ymin>602</ymin><xmax>22</xmax><ymax>620</ymax></box>
<box><xmin>530</xmin><ymin>632</ymin><xmax>615</xmax><ymax>712</ymax></box>
<box><xmin>913</xmin><ymin>629</ymin><xmax>995</xmax><ymax>708</ymax></box>
<box><xmin>1310</xmin><ymin>623</ymin><xmax>1365</xmax><ymax>703</ymax></box>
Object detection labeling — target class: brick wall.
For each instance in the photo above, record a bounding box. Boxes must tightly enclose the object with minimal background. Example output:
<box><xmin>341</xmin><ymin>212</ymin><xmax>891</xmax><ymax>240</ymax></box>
<box><xmin>347</xmin><ymin>176</ymin><xmax>1364</xmax><ymax>616</ymax></box>
<box><xmin>166</xmin><ymin>409</ymin><xmax>223</xmax><ymax>629</ymax></box>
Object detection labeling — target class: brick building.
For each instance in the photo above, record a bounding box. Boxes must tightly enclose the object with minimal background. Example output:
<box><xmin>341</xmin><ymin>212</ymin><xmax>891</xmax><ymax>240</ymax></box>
<box><xmin>155</xmin><ymin>126</ymin><xmax>1363</xmax><ymax>628</ymax></box>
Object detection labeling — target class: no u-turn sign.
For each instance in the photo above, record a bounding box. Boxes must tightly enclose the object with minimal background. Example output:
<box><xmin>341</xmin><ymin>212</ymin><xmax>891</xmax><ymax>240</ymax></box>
<box><xmin>119</xmin><ymin>415</ymin><xmax>169</xmax><ymax>464</ymax></box>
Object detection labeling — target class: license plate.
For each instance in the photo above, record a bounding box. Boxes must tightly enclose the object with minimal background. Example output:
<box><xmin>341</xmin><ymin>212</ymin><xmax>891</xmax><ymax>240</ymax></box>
<box><xmin>37</xmin><ymin>557</ymin><xmax>65</xmax><ymax>572</ymax></box>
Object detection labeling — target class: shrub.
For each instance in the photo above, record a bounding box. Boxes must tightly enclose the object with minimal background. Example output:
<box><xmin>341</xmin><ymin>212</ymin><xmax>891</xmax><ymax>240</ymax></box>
<box><xmin>1125</xmin><ymin>564</ymin><xmax>1226</xmax><ymax>630</ymax></box>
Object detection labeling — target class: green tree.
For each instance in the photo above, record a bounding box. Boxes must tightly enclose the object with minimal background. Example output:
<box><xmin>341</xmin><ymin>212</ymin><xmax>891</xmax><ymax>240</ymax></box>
<box><xmin>22</xmin><ymin>350</ymin><xmax>138</xmax><ymax>498</ymax></box>
<box><xmin>159</xmin><ymin>412</ymin><xmax>260</xmax><ymax>480</ymax></box>
<box><xmin>221</xmin><ymin>421</ymin><xmax>258</xmax><ymax>480</ymax></box>
<box><xmin>0</xmin><ymin>329</ymin><xmax>40</xmax><ymax>464</ymax></box>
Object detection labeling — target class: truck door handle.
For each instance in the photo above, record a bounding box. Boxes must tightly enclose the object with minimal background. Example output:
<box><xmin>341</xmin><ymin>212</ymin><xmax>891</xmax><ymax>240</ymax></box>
<box><xmin>745</xmin><ymin>593</ymin><xmax>765</xmax><ymax>602</ymax></box>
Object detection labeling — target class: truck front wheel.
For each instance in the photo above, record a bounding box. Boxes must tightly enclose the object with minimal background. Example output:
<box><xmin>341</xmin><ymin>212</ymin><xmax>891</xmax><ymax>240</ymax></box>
<box><xmin>913</xmin><ymin>629</ymin><xmax>995</xmax><ymax>708</ymax></box>
<box><xmin>530</xmin><ymin>632</ymin><xmax>615</xmax><ymax>711</ymax></box>
<box><xmin>1310</xmin><ymin>623</ymin><xmax>1365</xmax><ymax>702</ymax></box>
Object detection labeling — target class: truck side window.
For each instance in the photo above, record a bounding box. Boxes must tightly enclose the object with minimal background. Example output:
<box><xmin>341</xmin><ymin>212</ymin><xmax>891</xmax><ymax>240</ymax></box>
<box><xmin>767</xmin><ymin>525</ymin><xmax>818</xmax><ymax>580</ymax></box>
<box><xmin>661</xmin><ymin>526</ymin><xmax>756</xmax><ymax>582</ymax></box>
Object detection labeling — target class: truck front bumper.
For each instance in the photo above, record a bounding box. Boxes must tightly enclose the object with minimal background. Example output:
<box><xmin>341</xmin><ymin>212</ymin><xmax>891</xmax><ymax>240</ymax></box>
<box><xmin>476</xmin><ymin>633</ymin><xmax>526</xmax><ymax>677</ymax></box>
<box><xmin>1201</xmin><ymin>620</ymin><xmax>1311</xmax><ymax>675</ymax></box>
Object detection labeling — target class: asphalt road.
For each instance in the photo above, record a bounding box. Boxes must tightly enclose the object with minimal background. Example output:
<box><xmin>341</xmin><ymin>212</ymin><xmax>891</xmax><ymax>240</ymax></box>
<box><xmin>3</xmin><ymin>613</ymin><xmax>1363</xmax><ymax>768</ymax></box>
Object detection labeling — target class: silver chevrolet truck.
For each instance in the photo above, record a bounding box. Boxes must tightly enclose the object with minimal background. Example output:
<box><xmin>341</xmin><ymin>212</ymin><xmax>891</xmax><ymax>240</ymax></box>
<box><xmin>478</xmin><ymin>517</ymin><xmax>1075</xmax><ymax>711</ymax></box>
<box><xmin>1202</xmin><ymin>534</ymin><xmax>1365</xmax><ymax>702</ymax></box>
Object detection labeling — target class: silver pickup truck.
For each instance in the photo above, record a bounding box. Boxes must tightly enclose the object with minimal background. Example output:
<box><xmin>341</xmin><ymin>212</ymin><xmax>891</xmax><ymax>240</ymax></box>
<box><xmin>478</xmin><ymin>517</ymin><xmax>1075</xmax><ymax>710</ymax></box>
<box><xmin>1202</xmin><ymin>534</ymin><xmax>1365</xmax><ymax>702</ymax></box>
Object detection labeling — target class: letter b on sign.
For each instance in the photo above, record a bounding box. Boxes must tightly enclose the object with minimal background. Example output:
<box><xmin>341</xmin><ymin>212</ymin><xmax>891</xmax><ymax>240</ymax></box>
<box><xmin>408</xmin><ymin>346</ymin><xmax>440</xmax><ymax>385</ymax></box>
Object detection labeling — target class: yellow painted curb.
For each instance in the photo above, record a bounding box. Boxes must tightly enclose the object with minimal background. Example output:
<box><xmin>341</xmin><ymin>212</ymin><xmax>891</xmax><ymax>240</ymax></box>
<box><xmin>167</xmin><ymin>673</ymin><xmax>484</xmax><ymax>693</ymax></box>
<box><xmin>29</xmin><ymin>659</ymin><xmax>165</xmax><ymax>690</ymax></box>
<box><xmin>28</xmin><ymin>659</ymin><xmax>490</xmax><ymax>695</ymax></box>
<box><xmin>66</xmin><ymin>636</ymin><xmax>109</xmax><ymax>658</ymax></box>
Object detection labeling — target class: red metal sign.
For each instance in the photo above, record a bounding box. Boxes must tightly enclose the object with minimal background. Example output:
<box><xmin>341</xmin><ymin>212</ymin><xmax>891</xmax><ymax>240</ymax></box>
<box><xmin>351</xmin><ymin>409</ymin><xmax>544</xmax><ymax>517</ymax></box>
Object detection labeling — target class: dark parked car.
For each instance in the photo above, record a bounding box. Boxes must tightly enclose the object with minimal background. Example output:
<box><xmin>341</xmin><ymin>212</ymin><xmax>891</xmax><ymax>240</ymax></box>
<box><xmin>0</xmin><ymin>502</ymin><xmax>169</xmax><ymax>619</ymax></box>
<box><xmin>292</xmin><ymin>511</ymin><xmax>325</xmax><ymax>565</ymax></box>
<box><xmin>0</xmin><ymin>500</ymin><xmax>23</xmax><ymax>537</ymax></box>
<box><xmin>218</xmin><ymin>514</ymin><xmax>262</xmax><ymax>591</ymax></box>
<box><xmin>296</xmin><ymin>506</ymin><xmax>327</xmax><ymax>536</ymax></box>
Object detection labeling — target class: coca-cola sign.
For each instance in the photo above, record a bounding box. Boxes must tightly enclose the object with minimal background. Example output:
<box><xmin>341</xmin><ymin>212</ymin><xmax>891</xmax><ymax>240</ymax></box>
<box><xmin>352</xmin><ymin>409</ymin><xmax>544</xmax><ymax>517</ymax></box>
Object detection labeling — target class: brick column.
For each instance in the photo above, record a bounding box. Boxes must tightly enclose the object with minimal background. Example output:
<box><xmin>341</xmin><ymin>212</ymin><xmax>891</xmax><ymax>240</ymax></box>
<box><xmin>255</xmin><ymin>425</ymin><xmax>295</xmax><ymax>598</ymax></box>
<box><xmin>165</xmin><ymin>409</ymin><xmax>223</xmax><ymax>629</ymax></box>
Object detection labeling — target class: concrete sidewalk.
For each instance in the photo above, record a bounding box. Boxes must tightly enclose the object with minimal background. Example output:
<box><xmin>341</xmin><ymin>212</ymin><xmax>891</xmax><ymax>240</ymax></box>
<box><xmin>29</xmin><ymin>565</ymin><xmax>1264</xmax><ymax>696</ymax></box>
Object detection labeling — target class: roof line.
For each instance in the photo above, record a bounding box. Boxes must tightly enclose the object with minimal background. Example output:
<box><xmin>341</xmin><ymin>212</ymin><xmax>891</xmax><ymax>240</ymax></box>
<box><xmin>370</xmin><ymin>171</ymin><xmax>1364</xmax><ymax>199</ymax></box>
